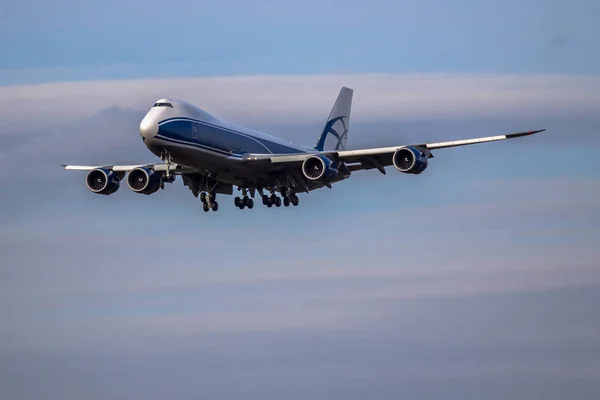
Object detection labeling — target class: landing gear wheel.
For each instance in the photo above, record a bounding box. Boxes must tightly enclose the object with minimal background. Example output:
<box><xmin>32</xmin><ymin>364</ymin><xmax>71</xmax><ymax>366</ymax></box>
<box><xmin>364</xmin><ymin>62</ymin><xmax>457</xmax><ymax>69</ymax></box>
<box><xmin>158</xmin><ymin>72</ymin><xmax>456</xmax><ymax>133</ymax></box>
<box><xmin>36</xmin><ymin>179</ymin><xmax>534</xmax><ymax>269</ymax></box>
<box><xmin>212</xmin><ymin>201</ymin><xmax>219</xmax><ymax>211</ymax></box>
<box><xmin>291</xmin><ymin>195</ymin><xmax>299</xmax><ymax>206</ymax></box>
<box><xmin>200</xmin><ymin>192</ymin><xmax>207</xmax><ymax>203</ymax></box>
<box><xmin>247</xmin><ymin>198</ymin><xmax>254</xmax><ymax>209</ymax></box>
<box><xmin>262</xmin><ymin>195</ymin><xmax>269</xmax><ymax>205</ymax></box>
<box><xmin>203</xmin><ymin>202</ymin><xmax>209</xmax><ymax>212</ymax></box>
<box><xmin>275</xmin><ymin>197</ymin><xmax>281</xmax><ymax>207</ymax></box>
<box><xmin>266</xmin><ymin>199</ymin><xmax>273</xmax><ymax>208</ymax></box>
<box><xmin>283</xmin><ymin>197</ymin><xmax>290</xmax><ymax>207</ymax></box>
<box><xmin>234</xmin><ymin>197</ymin><xmax>241</xmax><ymax>207</ymax></box>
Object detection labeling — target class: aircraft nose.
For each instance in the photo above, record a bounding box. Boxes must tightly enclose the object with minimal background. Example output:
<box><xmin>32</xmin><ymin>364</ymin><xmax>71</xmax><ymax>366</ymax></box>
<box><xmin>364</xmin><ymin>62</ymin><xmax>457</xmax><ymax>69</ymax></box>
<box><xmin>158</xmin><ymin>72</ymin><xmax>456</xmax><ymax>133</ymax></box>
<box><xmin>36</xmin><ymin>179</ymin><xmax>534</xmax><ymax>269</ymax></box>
<box><xmin>139</xmin><ymin>115</ymin><xmax>158</xmax><ymax>141</ymax></box>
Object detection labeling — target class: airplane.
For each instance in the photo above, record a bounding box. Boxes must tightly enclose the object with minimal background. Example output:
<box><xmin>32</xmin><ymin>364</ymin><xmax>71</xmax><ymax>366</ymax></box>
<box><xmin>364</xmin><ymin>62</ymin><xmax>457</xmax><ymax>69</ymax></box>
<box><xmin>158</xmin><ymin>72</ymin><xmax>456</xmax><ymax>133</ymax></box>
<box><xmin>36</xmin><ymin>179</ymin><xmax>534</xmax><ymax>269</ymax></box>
<box><xmin>63</xmin><ymin>86</ymin><xmax>544</xmax><ymax>212</ymax></box>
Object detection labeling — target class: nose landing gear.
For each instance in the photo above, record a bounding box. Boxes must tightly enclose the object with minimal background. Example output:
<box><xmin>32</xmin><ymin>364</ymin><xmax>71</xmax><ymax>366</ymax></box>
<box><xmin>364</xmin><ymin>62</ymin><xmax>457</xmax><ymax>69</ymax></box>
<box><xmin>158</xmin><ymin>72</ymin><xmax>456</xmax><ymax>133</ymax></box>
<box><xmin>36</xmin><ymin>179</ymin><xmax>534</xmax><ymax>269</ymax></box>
<box><xmin>160</xmin><ymin>150</ymin><xmax>174</xmax><ymax>181</ymax></box>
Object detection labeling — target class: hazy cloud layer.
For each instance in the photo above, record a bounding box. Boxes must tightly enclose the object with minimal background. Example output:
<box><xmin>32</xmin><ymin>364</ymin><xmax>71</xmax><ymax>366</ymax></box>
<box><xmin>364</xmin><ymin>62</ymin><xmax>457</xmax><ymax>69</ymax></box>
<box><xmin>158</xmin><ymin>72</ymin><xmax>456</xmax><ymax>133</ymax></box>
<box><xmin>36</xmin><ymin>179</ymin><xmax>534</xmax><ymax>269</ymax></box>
<box><xmin>2</xmin><ymin>74</ymin><xmax>600</xmax><ymax>129</ymax></box>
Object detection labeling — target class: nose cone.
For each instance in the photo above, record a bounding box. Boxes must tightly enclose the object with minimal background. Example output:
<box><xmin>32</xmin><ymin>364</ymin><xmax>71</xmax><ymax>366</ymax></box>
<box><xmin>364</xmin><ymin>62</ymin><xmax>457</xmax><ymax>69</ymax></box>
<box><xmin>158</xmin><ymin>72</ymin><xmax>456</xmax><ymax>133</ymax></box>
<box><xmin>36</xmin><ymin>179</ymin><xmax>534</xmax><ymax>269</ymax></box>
<box><xmin>139</xmin><ymin>114</ymin><xmax>158</xmax><ymax>142</ymax></box>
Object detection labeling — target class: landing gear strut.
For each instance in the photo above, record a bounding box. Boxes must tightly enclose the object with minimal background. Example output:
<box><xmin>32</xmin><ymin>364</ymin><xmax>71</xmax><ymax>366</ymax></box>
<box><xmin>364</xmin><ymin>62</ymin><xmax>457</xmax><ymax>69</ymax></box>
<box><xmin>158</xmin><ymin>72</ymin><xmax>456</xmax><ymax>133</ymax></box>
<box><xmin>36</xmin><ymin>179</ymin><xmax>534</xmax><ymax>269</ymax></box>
<box><xmin>234</xmin><ymin>188</ymin><xmax>254</xmax><ymax>210</ymax></box>
<box><xmin>159</xmin><ymin>150</ymin><xmax>175</xmax><ymax>189</ymax></box>
<box><xmin>200</xmin><ymin>191</ymin><xmax>219</xmax><ymax>212</ymax></box>
<box><xmin>161</xmin><ymin>150</ymin><xmax>173</xmax><ymax>180</ymax></box>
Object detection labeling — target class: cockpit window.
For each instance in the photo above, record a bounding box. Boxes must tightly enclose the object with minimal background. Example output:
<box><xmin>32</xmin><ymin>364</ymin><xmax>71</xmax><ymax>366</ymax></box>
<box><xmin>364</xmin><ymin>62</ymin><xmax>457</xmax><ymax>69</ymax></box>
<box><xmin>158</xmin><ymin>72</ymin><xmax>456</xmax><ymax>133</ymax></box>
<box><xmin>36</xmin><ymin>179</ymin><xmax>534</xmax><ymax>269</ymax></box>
<box><xmin>152</xmin><ymin>102</ymin><xmax>174</xmax><ymax>108</ymax></box>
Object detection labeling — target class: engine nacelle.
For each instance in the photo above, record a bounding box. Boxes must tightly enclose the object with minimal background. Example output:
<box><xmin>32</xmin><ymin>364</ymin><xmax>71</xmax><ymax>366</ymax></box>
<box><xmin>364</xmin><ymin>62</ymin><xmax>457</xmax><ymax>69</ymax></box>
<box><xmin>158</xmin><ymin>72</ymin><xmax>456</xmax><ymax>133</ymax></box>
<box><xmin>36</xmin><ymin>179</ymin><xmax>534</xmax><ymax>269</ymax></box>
<box><xmin>392</xmin><ymin>146</ymin><xmax>429</xmax><ymax>174</ymax></box>
<box><xmin>302</xmin><ymin>155</ymin><xmax>338</xmax><ymax>182</ymax></box>
<box><xmin>127</xmin><ymin>167</ymin><xmax>162</xmax><ymax>195</ymax></box>
<box><xmin>85</xmin><ymin>168</ymin><xmax>120</xmax><ymax>195</ymax></box>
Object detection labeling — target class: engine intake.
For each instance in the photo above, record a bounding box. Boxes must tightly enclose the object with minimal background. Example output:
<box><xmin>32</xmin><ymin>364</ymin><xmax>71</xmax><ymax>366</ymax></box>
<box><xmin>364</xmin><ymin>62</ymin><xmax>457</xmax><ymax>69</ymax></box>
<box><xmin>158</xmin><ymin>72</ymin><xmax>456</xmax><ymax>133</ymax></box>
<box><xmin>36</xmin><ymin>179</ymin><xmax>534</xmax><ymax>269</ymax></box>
<box><xmin>127</xmin><ymin>167</ymin><xmax>162</xmax><ymax>195</ymax></box>
<box><xmin>302</xmin><ymin>155</ymin><xmax>338</xmax><ymax>182</ymax></box>
<box><xmin>86</xmin><ymin>168</ymin><xmax>120</xmax><ymax>195</ymax></box>
<box><xmin>392</xmin><ymin>146</ymin><xmax>428</xmax><ymax>174</ymax></box>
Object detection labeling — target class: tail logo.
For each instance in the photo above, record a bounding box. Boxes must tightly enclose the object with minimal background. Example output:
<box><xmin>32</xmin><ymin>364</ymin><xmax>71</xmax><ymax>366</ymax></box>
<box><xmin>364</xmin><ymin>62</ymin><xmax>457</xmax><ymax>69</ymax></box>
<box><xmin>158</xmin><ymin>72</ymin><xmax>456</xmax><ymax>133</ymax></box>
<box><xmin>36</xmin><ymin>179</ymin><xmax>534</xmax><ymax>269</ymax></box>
<box><xmin>316</xmin><ymin>116</ymin><xmax>349</xmax><ymax>151</ymax></box>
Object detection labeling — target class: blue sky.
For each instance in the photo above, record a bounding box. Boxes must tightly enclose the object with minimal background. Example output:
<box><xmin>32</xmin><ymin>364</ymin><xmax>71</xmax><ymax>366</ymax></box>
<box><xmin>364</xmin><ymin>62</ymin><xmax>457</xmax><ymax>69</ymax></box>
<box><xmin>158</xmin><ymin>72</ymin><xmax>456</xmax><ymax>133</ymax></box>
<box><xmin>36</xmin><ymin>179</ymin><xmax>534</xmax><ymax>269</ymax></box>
<box><xmin>1</xmin><ymin>0</ymin><xmax>600</xmax><ymax>84</ymax></box>
<box><xmin>1</xmin><ymin>1</ymin><xmax>600</xmax><ymax>399</ymax></box>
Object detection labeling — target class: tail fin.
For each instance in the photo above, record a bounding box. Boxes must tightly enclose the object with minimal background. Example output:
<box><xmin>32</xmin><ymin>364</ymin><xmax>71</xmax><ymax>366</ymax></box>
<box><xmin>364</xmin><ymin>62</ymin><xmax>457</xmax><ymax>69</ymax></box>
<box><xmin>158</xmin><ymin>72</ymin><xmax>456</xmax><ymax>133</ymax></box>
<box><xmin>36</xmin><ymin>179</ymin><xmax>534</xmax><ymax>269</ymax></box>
<box><xmin>314</xmin><ymin>86</ymin><xmax>353</xmax><ymax>151</ymax></box>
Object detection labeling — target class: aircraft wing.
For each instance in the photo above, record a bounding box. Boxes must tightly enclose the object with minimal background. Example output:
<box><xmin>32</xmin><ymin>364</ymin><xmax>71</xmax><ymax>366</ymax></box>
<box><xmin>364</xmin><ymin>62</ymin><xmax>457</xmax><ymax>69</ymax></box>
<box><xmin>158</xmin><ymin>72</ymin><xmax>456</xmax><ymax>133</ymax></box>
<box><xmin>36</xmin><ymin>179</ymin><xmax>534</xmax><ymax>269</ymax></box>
<box><xmin>247</xmin><ymin>129</ymin><xmax>544</xmax><ymax>173</ymax></box>
<box><xmin>61</xmin><ymin>163</ymin><xmax>196</xmax><ymax>173</ymax></box>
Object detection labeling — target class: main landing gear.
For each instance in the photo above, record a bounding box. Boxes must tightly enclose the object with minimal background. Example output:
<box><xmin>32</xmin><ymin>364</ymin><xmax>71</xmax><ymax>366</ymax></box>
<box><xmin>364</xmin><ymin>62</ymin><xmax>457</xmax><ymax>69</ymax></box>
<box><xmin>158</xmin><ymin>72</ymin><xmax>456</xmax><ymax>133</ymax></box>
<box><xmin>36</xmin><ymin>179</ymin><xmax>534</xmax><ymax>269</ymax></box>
<box><xmin>234</xmin><ymin>188</ymin><xmax>254</xmax><ymax>210</ymax></box>
<box><xmin>261</xmin><ymin>187</ymin><xmax>299</xmax><ymax>208</ymax></box>
<box><xmin>200</xmin><ymin>191</ymin><xmax>219</xmax><ymax>212</ymax></box>
<box><xmin>232</xmin><ymin>187</ymin><xmax>300</xmax><ymax>210</ymax></box>
<box><xmin>282</xmin><ymin>187</ymin><xmax>299</xmax><ymax>207</ymax></box>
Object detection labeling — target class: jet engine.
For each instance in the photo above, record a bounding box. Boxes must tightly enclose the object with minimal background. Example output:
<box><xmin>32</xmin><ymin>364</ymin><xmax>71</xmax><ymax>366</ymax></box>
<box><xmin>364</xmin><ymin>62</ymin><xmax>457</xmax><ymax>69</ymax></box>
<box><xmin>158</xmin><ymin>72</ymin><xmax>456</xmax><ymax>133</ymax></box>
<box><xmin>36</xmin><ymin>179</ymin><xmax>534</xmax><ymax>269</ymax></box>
<box><xmin>85</xmin><ymin>168</ymin><xmax>120</xmax><ymax>195</ymax></box>
<box><xmin>302</xmin><ymin>155</ymin><xmax>338</xmax><ymax>181</ymax></box>
<box><xmin>127</xmin><ymin>167</ymin><xmax>162</xmax><ymax>195</ymax></box>
<box><xmin>392</xmin><ymin>146</ymin><xmax>429</xmax><ymax>174</ymax></box>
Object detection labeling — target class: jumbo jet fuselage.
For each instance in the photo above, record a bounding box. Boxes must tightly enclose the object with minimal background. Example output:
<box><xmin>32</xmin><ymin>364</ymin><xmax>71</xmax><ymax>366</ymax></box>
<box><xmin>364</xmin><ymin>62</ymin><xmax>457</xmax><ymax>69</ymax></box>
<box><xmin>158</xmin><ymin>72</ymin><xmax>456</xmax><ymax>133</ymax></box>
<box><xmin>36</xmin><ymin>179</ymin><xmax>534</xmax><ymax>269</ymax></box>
<box><xmin>139</xmin><ymin>98</ymin><xmax>322</xmax><ymax>189</ymax></box>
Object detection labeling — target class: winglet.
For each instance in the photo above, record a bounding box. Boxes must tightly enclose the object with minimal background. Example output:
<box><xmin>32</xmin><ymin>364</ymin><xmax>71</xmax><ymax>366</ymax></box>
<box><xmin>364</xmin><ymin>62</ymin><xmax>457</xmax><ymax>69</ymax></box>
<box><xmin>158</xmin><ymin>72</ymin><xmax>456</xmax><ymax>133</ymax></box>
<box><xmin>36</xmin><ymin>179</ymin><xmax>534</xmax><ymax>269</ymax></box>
<box><xmin>505</xmin><ymin>129</ymin><xmax>545</xmax><ymax>139</ymax></box>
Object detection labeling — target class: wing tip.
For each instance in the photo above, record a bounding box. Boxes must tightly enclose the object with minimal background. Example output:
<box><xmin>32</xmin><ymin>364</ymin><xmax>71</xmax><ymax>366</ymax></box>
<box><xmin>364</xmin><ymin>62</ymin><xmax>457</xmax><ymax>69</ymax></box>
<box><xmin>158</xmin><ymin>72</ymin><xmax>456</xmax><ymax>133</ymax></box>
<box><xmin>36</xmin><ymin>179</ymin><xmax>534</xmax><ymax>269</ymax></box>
<box><xmin>506</xmin><ymin>129</ymin><xmax>545</xmax><ymax>139</ymax></box>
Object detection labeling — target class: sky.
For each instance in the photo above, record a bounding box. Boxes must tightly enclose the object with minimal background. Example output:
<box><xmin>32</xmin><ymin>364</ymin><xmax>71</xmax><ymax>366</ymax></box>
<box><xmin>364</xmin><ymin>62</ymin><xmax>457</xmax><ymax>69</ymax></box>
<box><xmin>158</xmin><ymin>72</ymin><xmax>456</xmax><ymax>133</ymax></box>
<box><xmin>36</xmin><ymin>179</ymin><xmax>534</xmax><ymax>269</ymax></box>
<box><xmin>1</xmin><ymin>1</ymin><xmax>600</xmax><ymax>399</ymax></box>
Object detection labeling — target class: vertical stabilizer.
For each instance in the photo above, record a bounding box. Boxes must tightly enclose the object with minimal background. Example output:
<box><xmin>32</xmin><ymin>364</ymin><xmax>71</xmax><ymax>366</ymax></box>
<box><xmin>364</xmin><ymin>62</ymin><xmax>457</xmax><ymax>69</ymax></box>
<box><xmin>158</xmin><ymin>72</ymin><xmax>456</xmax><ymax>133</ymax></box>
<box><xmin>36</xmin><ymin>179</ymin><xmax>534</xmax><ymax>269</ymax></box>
<box><xmin>314</xmin><ymin>86</ymin><xmax>353</xmax><ymax>151</ymax></box>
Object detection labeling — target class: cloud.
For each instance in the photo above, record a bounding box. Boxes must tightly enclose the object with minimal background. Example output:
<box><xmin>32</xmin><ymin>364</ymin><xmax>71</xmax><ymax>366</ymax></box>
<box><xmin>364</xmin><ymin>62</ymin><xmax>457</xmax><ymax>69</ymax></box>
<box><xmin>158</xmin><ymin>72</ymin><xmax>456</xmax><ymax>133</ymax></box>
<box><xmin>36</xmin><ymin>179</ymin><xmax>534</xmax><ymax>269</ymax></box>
<box><xmin>1</xmin><ymin>73</ymin><xmax>600</xmax><ymax>130</ymax></box>
<box><xmin>1</xmin><ymin>175</ymin><xmax>598</xmax><ymax>301</ymax></box>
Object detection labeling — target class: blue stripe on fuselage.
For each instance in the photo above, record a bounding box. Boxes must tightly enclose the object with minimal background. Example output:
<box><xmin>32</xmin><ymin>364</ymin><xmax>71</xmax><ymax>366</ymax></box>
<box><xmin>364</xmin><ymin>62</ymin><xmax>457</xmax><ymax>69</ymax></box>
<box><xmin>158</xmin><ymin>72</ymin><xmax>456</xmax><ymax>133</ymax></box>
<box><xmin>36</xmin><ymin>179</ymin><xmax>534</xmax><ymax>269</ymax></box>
<box><xmin>157</xmin><ymin>117</ymin><xmax>307</xmax><ymax>156</ymax></box>
<box><xmin>155</xmin><ymin>133</ymin><xmax>238</xmax><ymax>157</ymax></box>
